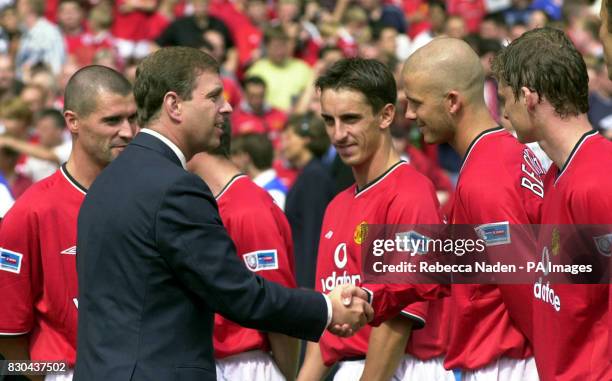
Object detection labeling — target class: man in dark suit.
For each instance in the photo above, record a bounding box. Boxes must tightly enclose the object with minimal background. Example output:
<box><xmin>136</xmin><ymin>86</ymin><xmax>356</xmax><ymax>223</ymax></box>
<box><xmin>74</xmin><ymin>47</ymin><xmax>373</xmax><ymax>381</ymax></box>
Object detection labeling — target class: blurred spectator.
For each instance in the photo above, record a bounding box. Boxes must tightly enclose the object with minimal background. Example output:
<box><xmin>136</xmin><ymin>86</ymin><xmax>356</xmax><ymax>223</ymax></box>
<box><xmin>112</xmin><ymin>0</ymin><xmax>168</xmax><ymax>60</ymax></box>
<box><xmin>503</xmin><ymin>0</ymin><xmax>533</xmax><ymax>26</ymax></box>
<box><xmin>231</xmin><ymin>76</ymin><xmax>287</xmax><ymax>147</ymax></box>
<box><xmin>428</xmin><ymin>0</ymin><xmax>447</xmax><ymax>37</ymax></box>
<box><xmin>479</xmin><ymin>13</ymin><xmax>507</xmax><ymax>41</ymax></box>
<box><xmin>197</xmin><ymin>35</ymin><xmax>242</xmax><ymax>107</ymax></box>
<box><xmin>0</xmin><ymin>97</ymin><xmax>32</xmax><ymax>139</ymax></box>
<box><xmin>474</xmin><ymin>37</ymin><xmax>503</xmax><ymax>121</ymax></box>
<box><xmin>390</xmin><ymin>124</ymin><xmax>453</xmax><ymax>207</ymax></box>
<box><xmin>447</xmin><ymin>0</ymin><xmax>486</xmax><ymax>33</ymax></box>
<box><xmin>359</xmin><ymin>0</ymin><xmax>406</xmax><ymax>35</ymax></box>
<box><xmin>527</xmin><ymin>9</ymin><xmax>549</xmax><ymax>30</ymax></box>
<box><xmin>208</xmin><ymin>0</ymin><xmax>266</xmax><ymax>71</ymax></box>
<box><xmin>375</xmin><ymin>25</ymin><xmax>399</xmax><ymax>67</ymax></box>
<box><xmin>444</xmin><ymin>15</ymin><xmax>468</xmax><ymax>38</ymax></box>
<box><xmin>0</xmin><ymin>53</ymin><xmax>23</xmax><ymax>102</ymax></box>
<box><xmin>20</xmin><ymin>82</ymin><xmax>48</xmax><ymax>115</ymax></box>
<box><xmin>1</xmin><ymin>108</ymin><xmax>71</xmax><ymax>182</ymax></box>
<box><xmin>231</xmin><ymin>132</ymin><xmax>289</xmax><ymax>210</ymax></box>
<box><xmin>0</xmin><ymin>169</ymin><xmax>13</xmax><ymax>219</ymax></box>
<box><xmin>508</xmin><ymin>21</ymin><xmax>527</xmax><ymax>41</ymax></box>
<box><xmin>247</xmin><ymin>25</ymin><xmax>313</xmax><ymax>111</ymax></box>
<box><xmin>282</xmin><ymin>112</ymin><xmax>335</xmax><ymax>289</ymax></box>
<box><xmin>57</xmin><ymin>0</ymin><xmax>86</xmax><ymax>57</ymax></box>
<box><xmin>156</xmin><ymin>0</ymin><xmax>237</xmax><ymax>73</ymax></box>
<box><xmin>0</xmin><ymin>146</ymin><xmax>33</xmax><ymax>198</ymax></box>
<box><xmin>588</xmin><ymin>58</ymin><xmax>612</xmax><ymax>139</ymax></box>
<box><xmin>15</xmin><ymin>0</ymin><xmax>66</xmax><ymax>77</ymax></box>
<box><xmin>0</xmin><ymin>5</ymin><xmax>20</xmax><ymax>55</ymax></box>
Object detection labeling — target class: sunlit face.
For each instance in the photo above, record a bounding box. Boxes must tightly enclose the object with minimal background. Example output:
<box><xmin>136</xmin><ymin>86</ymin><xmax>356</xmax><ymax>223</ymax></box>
<box><xmin>72</xmin><ymin>90</ymin><xmax>138</xmax><ymax>166</ymax></box>
<box><xmin>498</xmin><ymin>84</ymin><xmax>536</xmax><ymax>143</ymax></box>
<box><xmin>320</xmin><ymin>88</ymin><xmax>391</xmax><ymax>167</ymax></box>
<box><xmin>403</xmin><ymin>71</ymin><xmax>454</xmax><ymax>144</ymax></box>
<box><xmin>600</xmin><ymin>0</ymin><xmax>612</xmax><ymax>80</ymax></box>
<box><xmin>180</xmin><ymin>71</ymin><xmax>232</xmax><ymax>154</ymax></box>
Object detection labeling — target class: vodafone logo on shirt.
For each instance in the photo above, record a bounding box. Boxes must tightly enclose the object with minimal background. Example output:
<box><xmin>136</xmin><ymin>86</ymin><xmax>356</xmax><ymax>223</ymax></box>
<box><xmin>321</xmin><ymin>243</ymin><xmax>361</xmax><ymax>293</ymax></box>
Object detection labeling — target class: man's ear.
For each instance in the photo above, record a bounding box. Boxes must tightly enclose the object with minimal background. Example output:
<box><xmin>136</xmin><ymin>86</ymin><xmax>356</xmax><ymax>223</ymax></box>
<box><xmin>446</xmin><ymin>90</ymin><xmax>462</xmax><ymax>115</ymax></box>
<box><xmin>64</xmin><ymin>110</ymin><xmax>78</xmax><ymax>134</ymax></box>
<box><xmin>163</xmin><ymin>91</ymin><xmax>182</xmax><ymax>123</ymax></box>
<box><xmin>521</xmin><ymin>86</ymin><xmax>540</xmax><ymax>111</ymax></box>
<box><xmin>379</xmin><ymin>103</ymin><xmax>396</xmax><ymax>130</ymax></box>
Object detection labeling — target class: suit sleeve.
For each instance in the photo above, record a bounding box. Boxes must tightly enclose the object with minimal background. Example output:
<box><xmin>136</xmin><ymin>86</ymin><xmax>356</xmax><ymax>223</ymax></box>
<box><xmin>154</xmin><ymin>174</ymin><xmax>327</xmax><ymax>341</ymax></box>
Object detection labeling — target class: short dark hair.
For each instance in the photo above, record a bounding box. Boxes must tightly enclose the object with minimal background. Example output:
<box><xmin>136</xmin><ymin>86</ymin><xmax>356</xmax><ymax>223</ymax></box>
<box><xmin>491</xmin><ymin>27</ymin><xmax>589</xmax><ymax>117</ymax></box>
<box><xmin>64</xmin><ymin>65</ymin><xmax>132</xmax><ymax>117</ymax></box>
<box><xmin>286</xmin><ymin>112</ymin><xmax>330</xmax><ymax>158</ymax></box>
<box><xmin>242</xmin><ymin>76</ymin><xmax>266</xmax><ymax>90</ymax></box>
<box><xmin>134</xmin><ymin>47</ymin><xmax>219</xmax><ymax>127</ymax></box>
<box><xmin>315</xmin><ymin>57</ymin><xmax>397</xmax><ymax>114</ymax></box>
<box><xmin>231</xmin><ymin>133</ymin><xmax>274</xmax><ymax>170</ymax></box>
<box><xmin>38</xmin><ymin>108</ymin><xmax>65</xmax><ymax>129</ymax></box>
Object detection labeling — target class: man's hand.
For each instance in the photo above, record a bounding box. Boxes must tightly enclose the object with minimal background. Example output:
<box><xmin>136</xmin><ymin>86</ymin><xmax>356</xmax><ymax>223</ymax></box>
<box><xmin>327</xmin><ymin>284</ymin><xmax>373</xmax><ymax>337</ymax></box>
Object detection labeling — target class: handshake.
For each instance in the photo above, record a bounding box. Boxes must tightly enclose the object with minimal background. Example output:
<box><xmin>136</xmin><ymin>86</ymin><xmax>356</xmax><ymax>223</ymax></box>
<box><xmin>326</xmin><ymin>285</ymin><xmax>374</xmax><ymax>337</ymax></box>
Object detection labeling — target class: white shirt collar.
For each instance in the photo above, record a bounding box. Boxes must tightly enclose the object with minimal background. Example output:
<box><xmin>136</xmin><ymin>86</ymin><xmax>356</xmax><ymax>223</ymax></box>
<box><xmin>252</xmin><ymin>168</ymin><xmax>276</xmax><ymax>187</ymax></box>
<box><xmin>140</xmin><ymin>129</ymin><xmax>187</xmax><ymax>169</ymax></box>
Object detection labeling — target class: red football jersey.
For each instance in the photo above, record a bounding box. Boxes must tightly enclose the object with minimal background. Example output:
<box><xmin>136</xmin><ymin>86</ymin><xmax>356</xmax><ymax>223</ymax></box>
<box><xmin>445</xmin><ymin>127</ymin><xmax>544</xmax><ymax>370</ymax></box>
<box><xmin>533</xmin><ymin>131</ymin><xmax>612</xmax><ymax>381</ymax></box>
<box><xmin>231</xmin><ymin>105</ymin><xmax>288</xmax><ymax>150</ymax></box>
<box><xmin>213</xmin><ymin>175</ymin><xmax>297</xmax><ymax>359</ymax></box>
<box><xmin>315</xmin><ymin>161</ymin><xmax>446</xmax><ymax>366</ymax></box>
<box><xmin>0</xmin><ymin>166</ymin><xmax>85</xmax><ymax>366</ymax></box>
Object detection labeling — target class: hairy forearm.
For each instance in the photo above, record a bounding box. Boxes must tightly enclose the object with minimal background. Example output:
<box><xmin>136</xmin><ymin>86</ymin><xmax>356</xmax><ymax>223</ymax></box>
<box><xmin>361</xmin><ymin>316</ymin><xmax>413</xmax><ymax>381</ymax></box>
<box><xmin>269</xmin><ymin>333</ymin><xmax>299</xmax><ymax>380</ymax></box>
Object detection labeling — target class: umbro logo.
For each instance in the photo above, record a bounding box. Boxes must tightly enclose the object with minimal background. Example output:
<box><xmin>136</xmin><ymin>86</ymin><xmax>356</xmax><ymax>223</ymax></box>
<box><xmin>61</xmin><ymin>246</ymin><xmax>77</xmax><ymax>255</ymax></box>
<box><xmin>325</xmin><ymin>230</ymin><xmax>333</xmax><ymax>239</ymax></box>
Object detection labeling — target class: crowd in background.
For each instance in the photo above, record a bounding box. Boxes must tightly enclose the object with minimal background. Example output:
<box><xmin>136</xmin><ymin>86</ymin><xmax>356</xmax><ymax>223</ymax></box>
<box><xmin>0</xmin><ymin>0</ymin><xmax>611</xmax><ymax>241</ymax></box>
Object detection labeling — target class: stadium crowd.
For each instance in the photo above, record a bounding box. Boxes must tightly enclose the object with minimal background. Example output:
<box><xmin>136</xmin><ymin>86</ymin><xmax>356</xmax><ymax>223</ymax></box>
<box><xmin>0</xmin><ymin>0</ymin><xmax>611</xmax><ymax>380</ymax></box>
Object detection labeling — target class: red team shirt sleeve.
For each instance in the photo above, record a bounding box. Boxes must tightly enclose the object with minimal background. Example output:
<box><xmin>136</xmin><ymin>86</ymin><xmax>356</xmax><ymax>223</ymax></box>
<box><xmin>0</xmin><ymin>203</ymin><xmax>39</xmax><ymax>335</ymax></box>
<box><xmin>364</xmin><ymin>176</ymin><xmax>449</xmax><ymax>326</ymax></box>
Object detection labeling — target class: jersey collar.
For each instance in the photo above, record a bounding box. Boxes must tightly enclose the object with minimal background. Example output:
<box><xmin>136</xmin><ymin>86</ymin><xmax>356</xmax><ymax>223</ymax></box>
<box><xmin>215</xmin><ymin>174</ymin><xmax>247</xmax><ymax>200</ymax></box>
<box><xmin>459</xmin><ymin>126</ymin><xmax>504</xmax><ymax>174</ymax></box>
<box><xmin>554</xmin><ymin>129</ymin><xmax>598</xmax><ymax>186</ymax></box>
<box><xmin>354</xmin><ymin>160</ymin><xmax>406</xmax><ymax>198</ymax></box>
<box><xmin>60</xmin><ymin>163</ymin><xmax>87</xmax><ymax>195</ymax></box>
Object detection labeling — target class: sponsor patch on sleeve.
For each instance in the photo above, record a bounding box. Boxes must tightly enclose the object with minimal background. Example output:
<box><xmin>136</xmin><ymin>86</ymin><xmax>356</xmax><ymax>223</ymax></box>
<box><xmin>0</xmin><ymin>248</ymin><xmax>23</xmax><ymax>274</ymax></box>
<box><xmin>395</xmin><ymin>230</ymin><xmax>431</xmax><ymax>255</ymax></box>
<box><xmin>475</xmin><ymin>222</ymin><xmax>511</xmax><ymax>246</ymax></box>
<box><xmin>243</xmin><ymin>250</ymin><xmax>278</xmax><ymax>272</ymax></box>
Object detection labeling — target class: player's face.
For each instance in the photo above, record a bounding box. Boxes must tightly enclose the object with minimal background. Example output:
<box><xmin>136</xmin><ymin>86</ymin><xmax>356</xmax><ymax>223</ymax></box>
<box><xmin>320</xmin><ymin>88</ymin><xmax>391</xmax><ymax>167</ymax></box>
<box><xmin>181</xmin><ymin>71</ymin><xmax>232</xmax><ymax>154</ymax></box>
<box><xmin>600</xmin><ymin>0</ymin><xmax>612</xmax><ymax>80</ymax></box>
<box><xmin>403</xmin><ymin>72</ymin><xmax>454</xmax><ymax>144</ymax></box>
<box><xmin>74</xmin><ymin>91</ymin><xmax>138</xmax><ymax>166</ymax></box>
<box><xmin>498</xmin><ymin>84</ymin><xmax>536</xmax><ymax>143</ymax></box>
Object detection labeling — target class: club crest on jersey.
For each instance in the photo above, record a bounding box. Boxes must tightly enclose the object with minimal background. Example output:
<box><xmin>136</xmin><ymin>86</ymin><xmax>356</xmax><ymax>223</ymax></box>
<box><xmin>243</xmin><ymin>250</ymin><xmax>278</xmax><ymax>272</ymax></box>
<box><xmin>354</xmin><ymin>221</ymin><xmax>368</xmax><ymax>245</ymax></box>
<box><xmin>551</xmin><ymin>227</ymin><xmax>560</xmax><ymax>256</ymax></box>
<box><xmin>475</xmin><ymin>222</ymin><xmax>511</xmax><ymax>246</ymax></box>
<box><xmin>0</xmin><ymin>248</ymin><xmax>23</xmax><ymax>274</ymax></box>
<box><xmin>593</xmin><ymin>234</ymin><xmax>612</xmax><ymax>257</ymax></box>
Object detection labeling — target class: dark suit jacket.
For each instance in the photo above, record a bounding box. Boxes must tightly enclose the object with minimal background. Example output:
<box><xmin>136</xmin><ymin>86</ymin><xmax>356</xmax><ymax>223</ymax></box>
<box><xmin>75</xmin><ymin>132</ymin><xmax>327</xmax><ymax>381</ymax></box>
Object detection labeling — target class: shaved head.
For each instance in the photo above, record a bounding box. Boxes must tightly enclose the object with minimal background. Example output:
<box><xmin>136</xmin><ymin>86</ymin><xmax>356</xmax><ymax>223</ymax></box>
<box><xmin>64</xmin><ymin>65</ymin><xmax>132</xmax><ymax>117</ymax></box>
<box><xmin>403</xmin><ymin>37</ymin><xmax>485</xmax><ymax>103</ymax></box>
